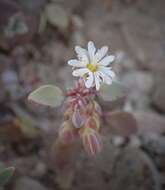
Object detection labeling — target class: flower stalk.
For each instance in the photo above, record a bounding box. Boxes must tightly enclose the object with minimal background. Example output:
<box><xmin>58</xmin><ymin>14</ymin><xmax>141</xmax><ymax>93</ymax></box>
<box><xmin>28</xmin><ymin>41</ymin><xmax>117</xmax><ymax>156</ymax></box>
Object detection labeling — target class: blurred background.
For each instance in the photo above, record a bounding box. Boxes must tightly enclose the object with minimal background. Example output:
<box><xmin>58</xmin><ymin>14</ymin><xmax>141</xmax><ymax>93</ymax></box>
<box><xmin>0</xmin><ymin>0</ymin><xmax>165</xmax><ymax>190</ymax></box>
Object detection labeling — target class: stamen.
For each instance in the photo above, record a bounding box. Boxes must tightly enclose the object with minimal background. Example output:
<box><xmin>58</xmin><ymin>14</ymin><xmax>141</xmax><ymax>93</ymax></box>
<box><xmin>87</xmin><ymin>63</ymin><xmax>97</xmax><ymax>73</ymax></box>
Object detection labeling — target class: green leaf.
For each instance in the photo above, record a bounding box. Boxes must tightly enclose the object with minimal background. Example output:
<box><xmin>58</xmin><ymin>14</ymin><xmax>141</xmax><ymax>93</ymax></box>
<box><xmin>99</xmin><ymin>81</ymin><xmax>127</xmax><ymax>101</ymax></box>
<box><xmin>4</xmin><ymin>14</ymin><xmax>28</xmax><ymax>38</ymax></box>
<box><xmin>0</xmin><ymin>167</ymin><xmax>15</xmax><ymax>186</ymax></box>
<box><xmin>45</xmin><ymin>4</ymin><xmax>69</xmax><ymax>30</ymax></box>
<box><xmin>28</xmin><ymin>85</ymin><xmax>64</xmax><ymax>107</ymax></box>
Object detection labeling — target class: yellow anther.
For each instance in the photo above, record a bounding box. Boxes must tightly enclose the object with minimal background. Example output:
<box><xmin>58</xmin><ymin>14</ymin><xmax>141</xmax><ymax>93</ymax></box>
<box><xmin>87</xmin><ymin>63</ymin><xmax>97</xmax><ymax>73</ymax></box>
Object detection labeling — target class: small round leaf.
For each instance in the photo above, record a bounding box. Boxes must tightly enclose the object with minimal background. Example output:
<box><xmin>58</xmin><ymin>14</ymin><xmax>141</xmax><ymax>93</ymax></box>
<box><xmin>99</xmin><ymin>81</ymin><xmax>127</xmax><ymax>102</ymax></box>
<box><xmin>28</xmin><ymin>85</ymin><xmax>64</xmax><ymax>107</ymax></box>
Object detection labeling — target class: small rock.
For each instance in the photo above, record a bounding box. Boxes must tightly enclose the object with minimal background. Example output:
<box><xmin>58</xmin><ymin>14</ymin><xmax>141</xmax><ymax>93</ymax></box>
<box><xmin>71</xmin><ymin>15</ymin><xmax>84</xmax><ymax>30</ymax></box>
<box><xmin>1</xmin><ymin>69</ymin><xmax>18</xmax><ymax>84</ymax></box>
<box><xmin>111</xmin><ymin>135</ymin><xmax>125</xmax><ymax>146</ymax></box>
<box><xmin>31</xmin><ymin>161</ymin><xmax>47</xmax><ymax>177</ymax></box>
<box><xmin>51</xmin><ymin>0</ymin><xmax>83</xmax><ymax>13</ymax></box>
<box><xmin>129</xmin><ymin>135</ymin><xmax>141</xmax><ymax>148</ymax></box>
<box><xmin>71</xmin><ymin>31</ymin><xmax>86</xmax><ymax>47</ymax></box>
<box><xmin>152</xmin><ymin>77</ymin><xmax>165</xmax><ymax>113</ymax></box>
<box><xmin>14</xmin><ymin>177</ymin><xmax>49</xmax><ymax>190</ymax></box>
<box><xmin>122</xmin><ymin>71</ymin><xmax>153</xmax><ymax>94</ymax></box>
<box><xmin>1</xmin><ymin>69</ymin><xmax>23</xmax><ymax>99</ymax></box>
<box><xmin>0</xmin><ymin>0</ymin><xmax>20</xmax><ymax>26</ymax></box>
<box><xmin>122</xmin><ymin>71</ymin><xmax>153</xmax><ymax>110</ymax></box>
<box><xmin>142</xmin><ymin>134</ymin><xmax>165</xmax><ymax>155</ymax></box>
<box><xmin>110</xmin><ymin>148</ymin><xmax>161</xmax><ymax>190</ymax></box>
<box><xmin>45</xmin><ymin>4</ymin><xmax>70</xmax><ymax>31</ymax></box>
<box><xmin>115</xmin><ymin>51</ymin><xmax>137</xmax><ymax>73</ymax></box>
<box><xmin>134</xmin><ymin>111</ymin><xmax>165</xmax><ymax>136</ymax></box>
<box><xmin>104</xmin><ymin>111</ymin><xmax>137</xmax><ymax>137</ymax></box>
<box><xmin>17</xmin><ymin>0</ymin><xmax>46</xmax><ymax>14</ymax></box>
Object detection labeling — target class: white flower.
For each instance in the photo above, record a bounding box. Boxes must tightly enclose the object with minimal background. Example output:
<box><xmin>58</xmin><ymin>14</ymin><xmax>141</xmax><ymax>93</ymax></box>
<box><xmin>68</xmin><ymin>41</ymin><xmax>115</xmax><ymax>90</ymax></box>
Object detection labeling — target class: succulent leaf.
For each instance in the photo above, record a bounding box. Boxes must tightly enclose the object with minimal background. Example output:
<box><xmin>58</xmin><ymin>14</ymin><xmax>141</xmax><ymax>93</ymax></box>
<box><xmin>28</xmin><ymin>85</ymin><xmax>64</xmax><ymax>107</ymax></box>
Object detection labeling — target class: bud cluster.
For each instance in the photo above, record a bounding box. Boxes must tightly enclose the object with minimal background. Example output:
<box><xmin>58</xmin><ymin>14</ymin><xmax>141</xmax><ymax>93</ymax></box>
<box><xmin>59</xmin><ymin>78</ymin><xmax>102</xmax><ymax>156</ymax></box>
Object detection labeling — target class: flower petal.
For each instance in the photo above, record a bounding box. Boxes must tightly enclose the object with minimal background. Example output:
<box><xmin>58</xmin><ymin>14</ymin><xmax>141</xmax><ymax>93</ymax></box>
<box><xmin>72</xmin><ymin>68</ymin><xmax>89</xmax><ymax>77</ymax></box>
<box><xmin>85</xmin><ymin>72</ymin><xmax>94</xmax><ymax>88</ymax></box>
<box><xmin>99</xmin><ymin>55</ymin><xmax>115</xmax><ymax>66</ymax></box>
<box><xmin>68</xmin><ymin>59</ymin><xmax>86</xmax><ymax>67</ymax></box>
<box><xmin>88</xmin><ymin>41</ymin><xmax>96</xmax><ymax>61</ymax></box>
<box><xmin>99</xmin><ymin>66</ymin><xmax>115</xmax><ymax>79</ymax></box>
<box><xmin>94</xmin><ymin>72</ymin><xmax>101</xmax><ymax>90</ymax></box>
<box><xmin>103</xmin><ymin>74</ymin><xmax>112</xmax><ymax>85</ymax></box>
<box><xmin>97</xmin><ymin>71</ymin><xmax>112</xmax><ymax>85</ymax></box>
<box><xmin>95</xmin><ymin>46</ymin><xmax>108</xmax><ymax>62</ymax></box>
<box><xmin>75</xmin><ymin>46</ymin><xmax>89</xmax><ymax>64</ymax></box>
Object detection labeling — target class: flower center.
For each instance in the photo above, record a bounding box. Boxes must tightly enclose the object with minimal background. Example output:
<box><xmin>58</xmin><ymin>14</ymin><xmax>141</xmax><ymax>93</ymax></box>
<box><xmin>87</xmin><ymin>63</ymin><xmax>98</xmax><ymax>73</ymax></box>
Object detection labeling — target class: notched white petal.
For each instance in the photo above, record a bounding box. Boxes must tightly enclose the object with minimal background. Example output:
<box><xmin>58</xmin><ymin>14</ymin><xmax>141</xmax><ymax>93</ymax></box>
<box><xmin>94</xmin><ymin>72</ymin><xmax>101</xmax><ymax>90</ymax></box>
<box><xmin>99</xmin><ymin>55</ymin><xmax>115</xmax><ymax>66</ymax></box>
<box><xmin>68</xmin><ymin>59</ymin><xmax>84</xmax><ymax>67</ymax></box>
<box><xmin>75</xmin><ymin>46</ymin><xmax>89</xmax><ymax>63</ymax></box>
<box><xmin>85</xmin><ymin>72</ymin><xmax>94</xmax><ymax>88</ymax></box>
<box><xmin>100</xmin><ymin>66</ymin><xmax>115</xmax><ymax>77</ymax></box>
<box><xmin>72</xmin><ymin>68</ymin><xmax>89</xmax><ymax>77</ymax></box>
<box><xmin>88</xmin><ymin>41</ymin><xmax>96</xmax><ymax>60</ymax></box>
<box><xmin>106</xmin><ymin>69</ymin><xmax>115</xmax><ymax>78</ymax></box>
<box><xmin>95</xmin><ymin>46</ymin><xmax>108</xmax><ymax>62</ymax></box>
<box><xmin>103</xmin><ymin>75</ymin><xmax>113</xmax><ymax>85</ymax></box>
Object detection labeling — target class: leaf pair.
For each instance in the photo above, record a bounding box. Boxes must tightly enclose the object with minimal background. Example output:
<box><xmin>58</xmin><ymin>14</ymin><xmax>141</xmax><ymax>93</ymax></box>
<box><xmin>28</xmin><ymin>81</ymin><xmax>126</xmax><ymax>107</ymax></box>
<box><xmin>0</xmin><ymin>167</ymin><xmax>14</xmax><ymax>186</ymax></box>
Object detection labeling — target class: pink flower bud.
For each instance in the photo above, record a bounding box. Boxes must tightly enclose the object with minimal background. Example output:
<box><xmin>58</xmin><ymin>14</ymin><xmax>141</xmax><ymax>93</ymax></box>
<box><xmin>80</xmin><ymin>127</ymin><xmax>102</xmax><ymax>156</ymax></box>
<box><xmin>86</xmin><ymin>116</ymin><xmax>100</xmax><ymax>131</ymax></box>
<box><xmin>59</xmin><ymin>121</ymin><xmax>77</xmax><ymax>144</ymax></box>
<box><xmin>72</xmin><ymin>109</ymin><xmax>85</xmax><ymax>128</ymax></box>
<box><xmin>93</xmin><ymin>101</ymin><xmax>102</xmax><ymax>115</ymax></box>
